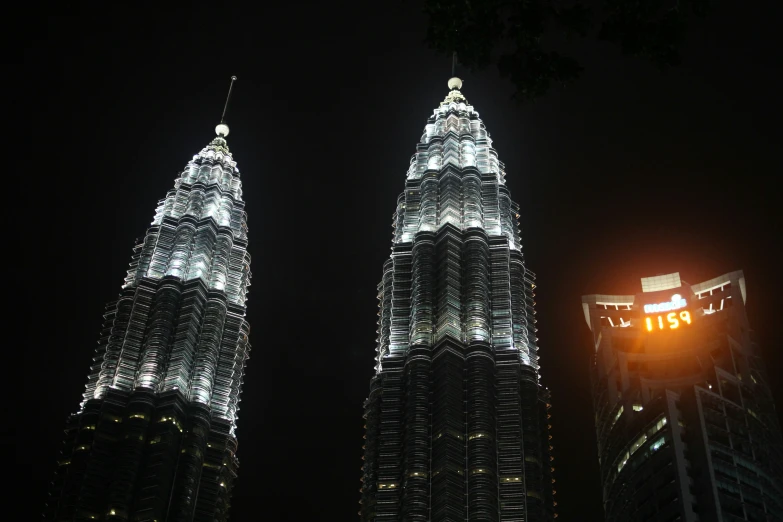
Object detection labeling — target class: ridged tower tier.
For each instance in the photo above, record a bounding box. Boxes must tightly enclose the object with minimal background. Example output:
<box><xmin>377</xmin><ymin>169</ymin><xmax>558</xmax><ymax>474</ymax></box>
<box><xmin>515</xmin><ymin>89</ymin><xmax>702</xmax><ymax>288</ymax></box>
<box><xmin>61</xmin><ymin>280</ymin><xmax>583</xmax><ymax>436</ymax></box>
<box><xmin>46</xmin><ymin>127</ymin><xmax>252</xmax><ymax>522</ymax></box>
<box><xmin>359</xmin><ymin>80</ymin><xmax>556</xmax><ymax>522</ymax></box>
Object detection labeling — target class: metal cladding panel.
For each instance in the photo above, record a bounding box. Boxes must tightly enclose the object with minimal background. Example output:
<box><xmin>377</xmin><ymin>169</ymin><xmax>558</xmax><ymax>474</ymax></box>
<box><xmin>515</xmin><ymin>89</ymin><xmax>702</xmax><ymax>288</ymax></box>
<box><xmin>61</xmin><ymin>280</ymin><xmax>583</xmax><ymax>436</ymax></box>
<box><xmin>360</xmin><ymin>84</ymin><xmax>555</xmax><ymax>522</ymax></box>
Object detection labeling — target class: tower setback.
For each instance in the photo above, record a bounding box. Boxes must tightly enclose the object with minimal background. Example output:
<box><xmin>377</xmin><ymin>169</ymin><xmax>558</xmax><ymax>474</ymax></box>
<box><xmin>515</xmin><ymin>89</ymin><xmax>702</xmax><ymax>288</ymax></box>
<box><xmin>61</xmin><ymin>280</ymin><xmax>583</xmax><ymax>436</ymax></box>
<box><xmin>45</xmin><ymin>124</ymin><xmax>252</xmax><ymax>522</ymax></box>
<box><xmin>359</xmin><ymin>80</ymin><xmax>555</xmax><ymax>522</ymax></box>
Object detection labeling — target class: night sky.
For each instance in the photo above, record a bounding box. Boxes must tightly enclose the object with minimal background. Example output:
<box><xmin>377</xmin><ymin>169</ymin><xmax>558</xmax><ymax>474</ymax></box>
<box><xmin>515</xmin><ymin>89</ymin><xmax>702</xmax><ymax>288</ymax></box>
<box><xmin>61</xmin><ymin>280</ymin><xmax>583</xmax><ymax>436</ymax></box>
<box><xmin>23</xmin><ymin>2</ymin><xmax>783</xmax><ymax>521</ymax></box>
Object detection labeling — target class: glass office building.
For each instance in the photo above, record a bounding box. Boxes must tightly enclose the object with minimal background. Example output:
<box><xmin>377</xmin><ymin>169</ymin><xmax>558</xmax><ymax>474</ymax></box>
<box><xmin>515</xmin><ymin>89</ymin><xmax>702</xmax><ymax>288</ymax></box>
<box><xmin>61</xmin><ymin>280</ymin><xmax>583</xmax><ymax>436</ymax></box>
<box><xmin>583</xmin><ymin>271</ymin><xmax>783</xmax><ymax>522</ymax></box>
<box><xmin>359</xmin><ymin>79</ymin><xmax>555</xmax><ymax>522</ymax></box>
<box><xmin>45</xmin><ymin>124</ymin><xmax>252</xmax><ymax>522</ymax></box>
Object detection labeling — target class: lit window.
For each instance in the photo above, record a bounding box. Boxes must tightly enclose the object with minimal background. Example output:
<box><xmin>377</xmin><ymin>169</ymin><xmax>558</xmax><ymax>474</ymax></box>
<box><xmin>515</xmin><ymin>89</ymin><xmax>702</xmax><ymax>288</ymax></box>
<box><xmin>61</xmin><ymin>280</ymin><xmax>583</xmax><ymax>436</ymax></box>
<box><xmin>643</xmin><ymin>417</ymin><xmax>668</xmax><ymax>441</ymax></box>
<box><xmin>633</xmin><ymin>403</ymin><xmax>643</xmax><ymax>412</ymax></box>
<box><xmin>617</xmin><ymin>451</ymin><xmax>630</xmax><ymax>473</ymax></box>
<box><xmin>630</xmin><ymin>433</ymin><xmax>647</xmax><ymax>455</ymax></box>
<box><xmin>159</xmin><ymin>416</ymin><xmax>183</xmax><ymax>432</ymax></box>
<box><xmin>611</xmin><ymin>405</ymin><xmax>624</xmax><ymax>428</ymax></box>
<box><xmin>650</xmin><ymin>437</ymin><xmax>665</xmax><ymax>452</ymax></box>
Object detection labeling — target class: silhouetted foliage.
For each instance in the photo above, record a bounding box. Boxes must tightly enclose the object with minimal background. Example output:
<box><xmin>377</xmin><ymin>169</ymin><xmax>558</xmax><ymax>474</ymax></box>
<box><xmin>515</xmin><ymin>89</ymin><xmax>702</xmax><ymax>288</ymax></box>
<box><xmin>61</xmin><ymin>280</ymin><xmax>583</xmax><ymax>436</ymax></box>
<box><xmin>424</xmin><ymin>0</ymin><xmax>712</xmax><ymax>101</ymax></box>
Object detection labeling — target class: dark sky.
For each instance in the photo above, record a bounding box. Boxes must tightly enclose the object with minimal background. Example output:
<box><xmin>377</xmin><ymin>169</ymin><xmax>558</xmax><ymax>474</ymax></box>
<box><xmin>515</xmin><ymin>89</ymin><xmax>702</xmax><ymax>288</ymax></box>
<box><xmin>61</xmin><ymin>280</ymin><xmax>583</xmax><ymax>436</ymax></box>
<box><xmin>22</xmin><ymin>2</ymin><xmax>783</xmax><ymax>521</ymax></box>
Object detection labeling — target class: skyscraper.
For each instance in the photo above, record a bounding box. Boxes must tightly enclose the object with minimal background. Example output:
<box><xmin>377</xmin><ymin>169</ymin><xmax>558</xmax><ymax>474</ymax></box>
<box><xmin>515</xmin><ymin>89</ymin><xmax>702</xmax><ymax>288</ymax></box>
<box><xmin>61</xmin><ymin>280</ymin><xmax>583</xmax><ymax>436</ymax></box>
<box><xmin>359</xmin><ymin>79</ymin><xmax>555</xmax><ymax>522</ymax></box>
<box><xmin>583</xmin><ymin>271</ymin><xmax>783</xmax><ymax>522</ymax></box>
<box><xmin>45</xmin><ymin>113</ymin><xmax>253</xmax><ymax>521</ymax></box>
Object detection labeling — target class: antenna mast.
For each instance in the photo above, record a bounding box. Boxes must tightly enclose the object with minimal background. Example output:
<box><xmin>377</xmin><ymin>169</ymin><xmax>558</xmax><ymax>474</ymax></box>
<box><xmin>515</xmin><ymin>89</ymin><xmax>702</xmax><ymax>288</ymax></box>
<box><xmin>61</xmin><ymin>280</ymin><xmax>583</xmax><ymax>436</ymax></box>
<box><xmin>220</xmin><ymin>76</ymin><xmax>237</xmax><ymax>124</ymax></box>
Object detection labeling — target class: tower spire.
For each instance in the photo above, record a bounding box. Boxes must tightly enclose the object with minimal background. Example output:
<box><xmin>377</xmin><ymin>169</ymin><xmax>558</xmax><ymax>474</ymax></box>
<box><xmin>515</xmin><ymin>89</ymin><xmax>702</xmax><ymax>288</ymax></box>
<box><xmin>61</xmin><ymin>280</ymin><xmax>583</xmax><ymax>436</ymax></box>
<box><xmin>448</xmin><ymin>52</ymin><xmax>463</xmax><ymax>92</ymax></box>
<box><xmin>215</xmin><ymin>75</ymin><xmax>237</xmax><ymax>137</ymax></box>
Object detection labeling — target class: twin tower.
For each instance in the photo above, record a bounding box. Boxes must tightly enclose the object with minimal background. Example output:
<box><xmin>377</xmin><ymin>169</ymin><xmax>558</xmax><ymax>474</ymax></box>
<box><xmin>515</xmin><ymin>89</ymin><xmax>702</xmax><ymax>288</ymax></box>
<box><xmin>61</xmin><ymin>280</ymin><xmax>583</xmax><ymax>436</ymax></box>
<box><xmin>45</xmin><ymin>80</ymin><xmax>555</xmax><ymax>521</ymax></box>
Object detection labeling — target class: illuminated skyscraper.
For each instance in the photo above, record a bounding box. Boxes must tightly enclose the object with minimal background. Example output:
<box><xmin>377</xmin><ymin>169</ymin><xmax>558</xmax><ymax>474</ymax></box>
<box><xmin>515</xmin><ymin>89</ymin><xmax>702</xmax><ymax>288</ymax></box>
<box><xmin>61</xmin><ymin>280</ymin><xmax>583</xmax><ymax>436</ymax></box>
<box><xmin>583</xmin><ymin>271</ymin><xmax>783</xmax><ymax>522</ymax></box>
<box><xmin>359</xmin><ymin>79</ymin><xmax>555</xmax><ymax>522</ymax></box>
<box><xmin>45</xmin><ymin>104</ymin><xmax>253</xmax><ymax>521</ymax></box>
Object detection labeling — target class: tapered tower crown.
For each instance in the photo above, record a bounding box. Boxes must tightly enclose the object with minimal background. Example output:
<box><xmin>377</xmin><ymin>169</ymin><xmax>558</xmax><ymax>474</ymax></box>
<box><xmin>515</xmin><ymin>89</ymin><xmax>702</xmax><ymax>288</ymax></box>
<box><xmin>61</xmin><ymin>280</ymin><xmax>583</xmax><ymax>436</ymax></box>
<box><xmin>47</xmin><ymin>101</ymin><xmax>253</xmax><ymax>522</ymax></box>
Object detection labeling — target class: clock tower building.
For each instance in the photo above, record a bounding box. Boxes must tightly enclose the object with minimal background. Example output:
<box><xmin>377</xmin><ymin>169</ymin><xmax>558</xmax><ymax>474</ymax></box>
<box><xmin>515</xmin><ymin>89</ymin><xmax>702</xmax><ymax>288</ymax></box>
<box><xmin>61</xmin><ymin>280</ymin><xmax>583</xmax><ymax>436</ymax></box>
<box><xmin>583</xmin><ymin>271</ymin><xmax>783</xmax><ymax>522</ymax></box>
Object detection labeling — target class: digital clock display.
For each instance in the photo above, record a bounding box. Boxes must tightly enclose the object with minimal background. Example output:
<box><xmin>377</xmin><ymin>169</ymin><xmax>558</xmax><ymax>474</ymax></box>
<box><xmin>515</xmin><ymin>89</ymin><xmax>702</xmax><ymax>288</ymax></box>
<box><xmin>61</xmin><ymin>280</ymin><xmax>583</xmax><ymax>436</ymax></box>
<box><xmin>645</xmin><ymin>310</ymin><xmax>692</xmax><ymax>332</ymax></box>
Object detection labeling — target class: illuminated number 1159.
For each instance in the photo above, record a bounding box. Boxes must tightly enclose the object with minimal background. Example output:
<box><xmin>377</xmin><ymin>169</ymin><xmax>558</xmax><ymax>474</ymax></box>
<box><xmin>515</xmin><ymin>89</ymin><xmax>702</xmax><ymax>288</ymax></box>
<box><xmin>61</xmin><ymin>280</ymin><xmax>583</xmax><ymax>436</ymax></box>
<box><xmin>646</xmin><ymin>310</ymin><xmax>691</xmax><ymax>332</ymax></box>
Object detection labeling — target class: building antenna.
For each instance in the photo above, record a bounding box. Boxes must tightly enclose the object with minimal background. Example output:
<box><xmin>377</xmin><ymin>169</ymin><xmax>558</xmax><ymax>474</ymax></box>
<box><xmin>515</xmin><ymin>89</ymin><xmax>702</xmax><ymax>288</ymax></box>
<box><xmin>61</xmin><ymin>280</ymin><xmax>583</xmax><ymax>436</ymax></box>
<box><xmin>221</xmin><ymin>76</ymin><xmax>238</xmax><ymax>124</ymax></box>
<box><xmin>215</xmin><ymin>76</ymin><xmax>237</xmax><ymax>137</ymax></box>
<box><xmin>447</xmin><ymin>52</ymin><xmax>463</xmax><ymax>91</ymax></box>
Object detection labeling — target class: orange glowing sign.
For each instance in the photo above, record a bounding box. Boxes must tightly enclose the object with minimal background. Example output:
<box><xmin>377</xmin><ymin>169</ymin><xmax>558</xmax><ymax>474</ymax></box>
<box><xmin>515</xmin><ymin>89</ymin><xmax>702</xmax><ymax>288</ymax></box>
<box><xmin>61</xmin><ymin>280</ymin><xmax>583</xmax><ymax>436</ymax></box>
<box><xmin>645</xmin><ymin>310</ymin><xmax>692</xmax><ymax>332</ymax></box>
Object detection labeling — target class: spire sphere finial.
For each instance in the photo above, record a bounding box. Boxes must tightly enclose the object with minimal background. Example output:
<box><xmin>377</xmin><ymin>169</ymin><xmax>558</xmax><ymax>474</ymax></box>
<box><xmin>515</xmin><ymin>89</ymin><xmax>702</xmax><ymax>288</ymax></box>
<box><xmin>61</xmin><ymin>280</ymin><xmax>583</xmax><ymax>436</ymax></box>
<box><xmin>215</xmin><ymin>123</ymin><xmax>230</xmax><ymax>137</ymax></box>
<box><xmin>448</xmin><ymin>77</ymin><xmax>463</xmax><ymax>90</ymax></box>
